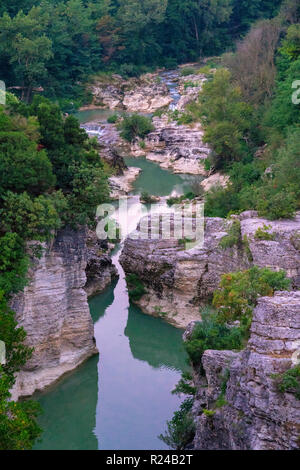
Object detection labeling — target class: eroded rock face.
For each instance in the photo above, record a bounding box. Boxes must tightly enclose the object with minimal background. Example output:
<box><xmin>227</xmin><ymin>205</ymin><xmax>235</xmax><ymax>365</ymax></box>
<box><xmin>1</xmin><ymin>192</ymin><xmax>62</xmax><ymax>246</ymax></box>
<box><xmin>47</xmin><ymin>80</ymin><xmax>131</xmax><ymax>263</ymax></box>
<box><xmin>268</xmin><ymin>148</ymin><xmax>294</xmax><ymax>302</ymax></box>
<box><xmin>123</xmin><ymin>82</ymin><xmax>172</xmax><ymax>113</ymax></box>
<box><xmin>11</xmin><ymin>228</ymin><xmax>98</xmax><ymax>400</ymax></box>
<box><xmin>192</xmin><ymin>292</ymin><xmax>300</xmax><ymax>450</ymax></box>
<box><xmin>120</xmin><ymin>216</ymin><xmax>250</xmax><ymax>328</ymax></box>
<box><xmin>120</xmin><ymin>211</ymin><xmax>300</xmax><ymax>328</ymax></box>
<box><xmin>176</xmin><ymin>74</ymin><xmax>206</xmax><ymax>111</ymax></box>
<box><xmin>89</xmin><ymin>73</ymin><xmax>172</xmax><ymax>113</ymax></box>
<box><xmin>85</xmin><ymin>230</ymin><xmax>118</xmax><ymax>298</ymax></box>
<box><xmin>142</xmin><ymin>116</ymin><xmax>210</xmax><ymax>175</ymax></box>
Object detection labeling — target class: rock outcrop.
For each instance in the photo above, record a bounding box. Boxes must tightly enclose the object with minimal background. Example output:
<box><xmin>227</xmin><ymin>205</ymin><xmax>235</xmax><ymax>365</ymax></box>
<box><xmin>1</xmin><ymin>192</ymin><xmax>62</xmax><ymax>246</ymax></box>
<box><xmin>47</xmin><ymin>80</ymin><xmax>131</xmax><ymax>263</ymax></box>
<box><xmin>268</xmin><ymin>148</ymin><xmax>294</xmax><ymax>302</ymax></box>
<box><xmin>176</xmin><ymin>74</ymin><xmax>206</xmax><ymax>111</ymax></box>
<box><xmin>192</xmin><ymin>291</ymin><xmax>300</xmax><ymax>450</ymax></box>
<box><xmin>10</xmin><ymin>227</ymin><xmax>112</xmax><ymax>400</ymax></box>
<box><xmin>120</xmin><ymin>211</ymin><xmax>300</xmax><ymax>328</ymax></box>
<box><xmin>85</xmin><ymin>230</ymin><xmax>118</xmax><ymax>298</ymax></box>
<box><xmin>89</xmin><ymin>73</ymin><xmax>172</xmax><ymax>113</ymax></box>
<box><xmin>141</xmin><ymin>115</ymin><xmax>210</xmax><ymax>175</ymax></box>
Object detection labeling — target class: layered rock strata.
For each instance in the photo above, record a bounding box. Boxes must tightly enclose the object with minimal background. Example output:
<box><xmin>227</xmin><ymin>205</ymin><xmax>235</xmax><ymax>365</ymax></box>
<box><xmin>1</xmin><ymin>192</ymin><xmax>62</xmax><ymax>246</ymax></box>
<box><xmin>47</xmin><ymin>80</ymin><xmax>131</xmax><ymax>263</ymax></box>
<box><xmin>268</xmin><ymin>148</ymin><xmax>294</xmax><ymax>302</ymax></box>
<box><xmin>191</xmin><ymin>291</ymin><xmax>300</xmax><ymax>450</ymax></box>
<box><xmin>120</xmin><ymin>211</ymin><xmax>300</xmax><ymax>328</ymax></box>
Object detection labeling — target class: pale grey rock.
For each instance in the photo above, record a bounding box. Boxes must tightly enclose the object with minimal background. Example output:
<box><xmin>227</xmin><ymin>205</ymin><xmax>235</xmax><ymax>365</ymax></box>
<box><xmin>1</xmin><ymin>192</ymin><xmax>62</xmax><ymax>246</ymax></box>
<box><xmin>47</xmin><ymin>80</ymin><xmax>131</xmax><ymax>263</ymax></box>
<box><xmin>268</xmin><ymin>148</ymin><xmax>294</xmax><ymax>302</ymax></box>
<box><xmin>89</xmin><ymin>73</ymin><xmax>172</xmax><ymax>113</ymax></box>
<box><xmin>143</xmin><ymin>116</ymin><xmax>210</xmax><ymax>175</ymax></box>
<box><xmin>85</xmin><ymin>229</ymin><xmax>118</xmax><ymax>298</ymax></box>
<box><xmin>120</xmin><ymin>216</ymin><xmax>250</xmax><ymax>328</ymax></box>
<box><xmin>120</xmin><ymin>212</ymin><xmax>300</xmax><ymax>328</ymax></box>
<box><xmin>200</xmin><ymin>173</ymin><xmax>230</xmax><ymax>192</ymax></box>
<box><xmin>241</xmin><ymin>212</ymin><xmax>300</xmax><ymax>288</ymax></box>
<box><xmin>10</xmin><ymin>228</ymin><xmax>99</xmax><ymax>399</ymax></box>
<box><xmin>192</xmin><ymin>292</ymin><xmax>300</xmax><ymax>450</ymax></box>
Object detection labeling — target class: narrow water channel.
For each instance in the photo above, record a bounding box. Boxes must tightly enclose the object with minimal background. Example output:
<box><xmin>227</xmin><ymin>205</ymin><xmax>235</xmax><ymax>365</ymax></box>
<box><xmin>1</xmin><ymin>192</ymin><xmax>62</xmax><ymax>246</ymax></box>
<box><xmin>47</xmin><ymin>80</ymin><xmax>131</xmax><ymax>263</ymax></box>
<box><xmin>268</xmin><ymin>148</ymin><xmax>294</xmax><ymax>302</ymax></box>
<box><xmin>34</xmin><ymin>71</ymin><xmax>192</xmax><ymax>450</ymax></box>
<box><xmin>35</xmin><ymin>243</ymin><xmax>189</xmax><ymax>450</ymax></box>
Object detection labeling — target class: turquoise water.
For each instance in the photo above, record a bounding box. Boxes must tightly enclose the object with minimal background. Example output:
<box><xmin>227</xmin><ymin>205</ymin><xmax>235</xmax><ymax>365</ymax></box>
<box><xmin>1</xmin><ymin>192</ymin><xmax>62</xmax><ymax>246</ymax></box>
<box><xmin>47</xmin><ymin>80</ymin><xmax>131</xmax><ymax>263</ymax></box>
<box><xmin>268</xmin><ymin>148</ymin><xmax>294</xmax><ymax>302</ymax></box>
<box><xmin>35</xmin><ymin>79</ymin><xmax>192</xmax><ymax>450</ymax></box>
<box><xmin>34</xmin><ymin>248</ymin><xmax>189</xmax><ymax>450</ymax></box>
<box><xmin>124</xmin><ymin>156</ymin><xmax>196</xmax><ymax>197</ymax></box>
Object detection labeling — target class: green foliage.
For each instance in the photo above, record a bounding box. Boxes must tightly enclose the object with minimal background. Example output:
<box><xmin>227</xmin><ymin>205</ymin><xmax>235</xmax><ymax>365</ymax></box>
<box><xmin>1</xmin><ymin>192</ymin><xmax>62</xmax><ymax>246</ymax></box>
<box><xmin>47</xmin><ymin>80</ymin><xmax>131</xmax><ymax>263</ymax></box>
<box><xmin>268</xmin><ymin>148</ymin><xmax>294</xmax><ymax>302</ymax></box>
<box><xmin>180</xmin><ymin>67</ymin><xmax>195</xmax><ymax>76</ymax></box>
<box><xmin>0</xmin><ymin>369</ymin><xmax>42</xmax><ymax>450</ymax></box>
<box><xmin>118</xmin><ymin>114</ymin><xmax>154</xmax><ymax>142</ymax></box>
<box><xmin>0</xmin><ymin>292</ymin><xmax>42</xmax><ymax>450</ymax></box>
<box><xmin>107</xmin><ymin>113</ymin><xmax>119</xmax><ymax>124</ymax></box>
<box><xmin>272</xmin><ymin>365</ymin><xmax>300</xmax><ymax>399</ymax></box>
<box><xmin>213</xmin><ymin>267</ymin><xmax>291</xmax><ymax>328</ymax></box>
<box><xmin>202</xmin><ymin>408</ymin><xmax>216</xmax><ymax>417</ymax></box>
<box><xmin>172</xmin><ymin>372</ymin><xmax>196</xmax><ymax>397</ymax></box>
<box><xmin>0</xmin><ymin>0</ymin><xmax>283</xmax><ymax>102</ymax></box>
<box><xmin>140</xmin><ymin>192</ymin><xmax>157</xmax><ymax>204</ymax></box>
<box><xmin>219</xmin><ymin>219</ymin><xmax>241</xmax><ymax>249</ymax></box>
<box><xmin>0</xmin><ymin>233</ymin><xmax>29</xmax><ymax>296</ymax></box>
<box><xmin>254</xmin><ymin>225</ymin><xmax>276</xmax><ymax>241</ymax></box>
<box><xmin>184</xmin><ymin>309</ymin><xmax>244</xmax><ymax>366</ymax></box>
<box><xmin>126</xmin><ymin>273</ymin><xmax>146</xmax><ymax>301</ymax></box>
<box><xmin>158</xmin><ymin>398</ymin><xmax>195</xmax><ymax>450</ymax></box>
<box><xmin>167</xmin><ymin>192</ymin><xmax>195</xmax><ymax>207</ymax></box>
<box><xmin>0</xmin><ymin>191</ymin><xmax>62</xmax><ymax>241</ymax></box>
<box><xmin>198</xmin><ymin>69</ymin><xmax>253</xmax><ymax>167</ymax></box>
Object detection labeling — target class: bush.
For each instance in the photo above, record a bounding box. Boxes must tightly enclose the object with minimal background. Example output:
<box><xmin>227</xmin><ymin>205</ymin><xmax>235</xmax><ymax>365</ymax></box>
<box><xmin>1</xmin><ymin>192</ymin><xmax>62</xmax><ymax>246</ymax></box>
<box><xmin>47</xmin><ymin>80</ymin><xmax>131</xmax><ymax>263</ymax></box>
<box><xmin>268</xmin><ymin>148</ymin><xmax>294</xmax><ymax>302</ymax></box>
<box><xmin>107</xmin><ymin>113</ymin><xmax>119</xmax><ymax>124</ymax></box>
<box><xmin>172</xmin><ymin>372</ymin><xmax>196</xmax><ymax>397</ymax></box>
<box><xmin>126</xmin><ymin>273</ymin><xmax>146</xmax><ymax>301</ymax></box>
<box><xmin>180</xmin><ymin>67</ymin><xmax>195</xmax><ymax>76</ymax></box>
<box><xmin>272</xmin><ymin>365</ymin><xmax>300</xmax><ymax>399</ymax></box>
<box><xmin>254</xmin><ymin>225</ymin><xmax>276</xmax><ymax>240</ymax></box>
<box><xmin>219</xmin><ymin>219</ymin><xmax>241</xmax><ymax>249</ymax></box>
<box><xmin>158</xmin><ymin>398</ymin><xmax>195</xmax><ymax>450</ymax></box>
<box><xmin>184</xmin><ymin>309</ymin><xmax>244</xmax><ymax>366</ymax></box>
<box><xmin>118</xmin><ymin>114</ymin><xmax>154</xmax><ymax>142</ymax></box>
<box><xmin>213</xmin><ymin>266</ymin><xmax>291</xmax><ymax>329</ymax></box>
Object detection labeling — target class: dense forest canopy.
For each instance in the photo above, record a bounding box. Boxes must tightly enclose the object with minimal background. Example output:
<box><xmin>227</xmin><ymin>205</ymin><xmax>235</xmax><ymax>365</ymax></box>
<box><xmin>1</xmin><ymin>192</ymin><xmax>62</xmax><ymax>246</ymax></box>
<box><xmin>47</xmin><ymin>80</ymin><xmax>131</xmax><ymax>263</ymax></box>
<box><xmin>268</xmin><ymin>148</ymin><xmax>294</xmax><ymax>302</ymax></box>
<box><xmin>0</xmin><ymin>0</ymin><xmax>283</xmax><ymax>103</ymax></box>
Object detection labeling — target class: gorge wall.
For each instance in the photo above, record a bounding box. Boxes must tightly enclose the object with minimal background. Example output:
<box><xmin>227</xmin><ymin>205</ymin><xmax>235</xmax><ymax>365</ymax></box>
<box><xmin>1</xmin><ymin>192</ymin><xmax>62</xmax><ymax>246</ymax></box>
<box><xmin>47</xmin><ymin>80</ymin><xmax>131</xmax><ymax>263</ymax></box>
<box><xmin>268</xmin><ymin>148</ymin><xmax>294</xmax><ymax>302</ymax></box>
<box><xmin>11</xmin><ymin>227</ymin><xmax>115</xmax><ymax>400</ymax></box>
<box><xmin>191</xmin><ymin>291</ymin><xmax>300</xmax><ymax>450</ymax></box>
<box><xmin>120</xmin><ymin>211</ymin><xmax>300</xmax><ymax>328</ymax></box>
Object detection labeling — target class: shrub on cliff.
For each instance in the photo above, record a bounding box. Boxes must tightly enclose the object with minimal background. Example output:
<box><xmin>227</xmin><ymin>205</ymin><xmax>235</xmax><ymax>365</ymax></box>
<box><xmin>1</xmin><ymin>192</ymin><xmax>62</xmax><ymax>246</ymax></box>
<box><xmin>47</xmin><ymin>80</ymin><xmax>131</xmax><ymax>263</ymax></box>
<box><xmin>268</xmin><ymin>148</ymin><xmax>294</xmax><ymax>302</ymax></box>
<box><xmin>0</xmin><ymin>294</ymin><xmax>42</xmax><ymax>450</ymax></box>
<box><xmin>118</xmin><ymin>114</ymin><xmax>154</xmax><ymax>142</ymax></box>
<box><xmin>158</xmin><ymin>398</ymin><xmax>195</xmax><ymax>450</ymax></box>
<box><xmin>213</xmin><ymin>266</ymin><xmax>291</xmax><ymax>331</ymax></box>
<box><xmin>184</xmin><ymin>309</ymin><xmax>243</xmax><ymax>366</ymax></box>
<box><xmin>272</xmin><ymin>365</ymin><xmax>300</xmax><ymax>399</ymax></box>
<box><xmin>126</xmin><ymin>273</ymin><xmax>146</xmax><ymax>301</ymax></box>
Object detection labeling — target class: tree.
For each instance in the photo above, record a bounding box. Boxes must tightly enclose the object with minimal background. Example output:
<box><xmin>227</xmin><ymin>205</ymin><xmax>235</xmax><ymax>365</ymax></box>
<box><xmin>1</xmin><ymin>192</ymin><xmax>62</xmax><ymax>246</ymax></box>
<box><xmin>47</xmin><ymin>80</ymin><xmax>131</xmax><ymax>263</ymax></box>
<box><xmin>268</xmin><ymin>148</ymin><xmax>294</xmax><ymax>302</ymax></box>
<box><xmin>0</xmin><ymin>131</ymin><xmax>55</xmax><ymax>196</ymax></box>
<box><xmin>0</xmin><ymin>8</ymin><xmax>53</xmax><ymax>102</ymax></box>
<box><xmin>198</xmin><ymin>69</ymin><xmax>253</xmax><ymax>166</ymax></box>
<box><xmin>158</xmin><ymin>398</ymin><xmax>195</xmax><ymax>450</ymax></box>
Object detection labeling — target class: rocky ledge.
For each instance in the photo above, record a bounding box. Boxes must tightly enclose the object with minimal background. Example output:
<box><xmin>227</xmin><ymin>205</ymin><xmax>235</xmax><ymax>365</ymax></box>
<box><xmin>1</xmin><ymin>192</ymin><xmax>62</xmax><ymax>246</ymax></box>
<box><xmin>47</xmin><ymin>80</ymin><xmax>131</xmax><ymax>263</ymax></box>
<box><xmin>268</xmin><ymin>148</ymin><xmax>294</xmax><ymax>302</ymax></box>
<box><xmin>11</xmin><ymin>226</ymin><xmax>116</xmax><ymax>400</ymax></box>
<box><xmin>191</xmin><ymin>291</ymin><xmax>300</xmax><ymax>450</ymax></box>
<box><xmin>89</xmin><ymin>73</ymin><xmax>172</xmax><ymax>113</ymax></box>
<box><xmin>120</xmin><ymin>211</ymin><xmax>300</xmax><ymax>328</ymax></box>
<box><xmin>131</xmin><ymin>115</ymin><xmax>210</xmax><ymax>175</ymax></box>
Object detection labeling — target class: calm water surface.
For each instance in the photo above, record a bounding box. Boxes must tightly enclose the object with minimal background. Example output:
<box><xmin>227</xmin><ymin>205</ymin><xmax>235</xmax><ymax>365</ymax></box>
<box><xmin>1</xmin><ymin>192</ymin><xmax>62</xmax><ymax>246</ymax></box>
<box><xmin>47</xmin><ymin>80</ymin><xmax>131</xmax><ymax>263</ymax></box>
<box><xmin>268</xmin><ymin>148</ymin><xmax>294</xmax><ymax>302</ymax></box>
<box><xmin>34</xmin><ymin>78</ymin><xmax>192</xmax><ymax>450</ymax></box>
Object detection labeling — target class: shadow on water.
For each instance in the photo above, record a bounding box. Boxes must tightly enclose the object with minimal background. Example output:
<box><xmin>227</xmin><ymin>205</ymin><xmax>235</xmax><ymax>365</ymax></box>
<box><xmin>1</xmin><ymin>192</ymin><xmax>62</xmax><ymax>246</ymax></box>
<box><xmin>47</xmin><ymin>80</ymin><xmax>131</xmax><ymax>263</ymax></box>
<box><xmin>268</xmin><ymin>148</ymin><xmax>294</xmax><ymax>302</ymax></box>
<box><xmin>124</xmin><ymin>156</ymin><xmax>196</xmax><ymax>197</ymax></box>
<box><xmin>34</xmin><ymin>355</ymin><xmax>99</xmax><ymax>450</ymax></box>
<box><xmin>35</xmin><ymin>247</ymin><xmax>189</xmax><ymax>450</ymax></box>
<box><xmin>125</xmin><ymin>305</ymin><xmax>188</xmax><ymax>372</ymax></box>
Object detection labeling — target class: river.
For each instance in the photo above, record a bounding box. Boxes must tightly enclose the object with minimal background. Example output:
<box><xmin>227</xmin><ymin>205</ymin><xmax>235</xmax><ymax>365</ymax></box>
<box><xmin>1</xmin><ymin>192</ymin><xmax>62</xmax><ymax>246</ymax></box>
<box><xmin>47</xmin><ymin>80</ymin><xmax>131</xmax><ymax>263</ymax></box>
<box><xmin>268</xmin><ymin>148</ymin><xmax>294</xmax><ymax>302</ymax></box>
<box><xmin>34</xmin><ymin>71</ymin><xmax>193</xmax><ymax>450</ymax></box>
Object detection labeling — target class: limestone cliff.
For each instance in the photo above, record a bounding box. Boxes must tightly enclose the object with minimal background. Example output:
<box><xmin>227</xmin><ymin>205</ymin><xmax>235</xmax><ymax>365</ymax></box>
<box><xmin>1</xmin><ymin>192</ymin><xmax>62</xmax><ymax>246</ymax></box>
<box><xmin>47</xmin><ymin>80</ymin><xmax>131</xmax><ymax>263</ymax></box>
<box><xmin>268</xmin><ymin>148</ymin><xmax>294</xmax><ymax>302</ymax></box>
<box><xmin>191</xmin><ymin>291</ymin><xmax>300</xmax><ymax>450</ymax></box>
<box><xmin>10</xmin><ymin>227</ymin><xmax>111</xmax><ymax>400</ymax></box>
<box><xmin>120</xmin><ymin>211</ymin><xmax>300</xmax><ymax>328</ymax></box>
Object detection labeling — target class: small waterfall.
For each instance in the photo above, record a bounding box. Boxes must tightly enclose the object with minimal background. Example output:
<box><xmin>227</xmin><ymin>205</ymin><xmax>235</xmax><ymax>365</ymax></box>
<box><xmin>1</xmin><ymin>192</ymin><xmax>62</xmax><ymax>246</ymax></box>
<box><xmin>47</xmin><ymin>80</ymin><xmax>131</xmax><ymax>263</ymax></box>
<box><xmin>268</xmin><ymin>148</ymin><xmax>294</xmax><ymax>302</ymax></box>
<box><xmin>81</xmin><ymin>123</ymin><xmax>105</xmax><ymax>138</ymax></box>
<box><xmin>160</xmin><ymin>70</ymin><xmax>181</xmax><ymax>110</ymax></box>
